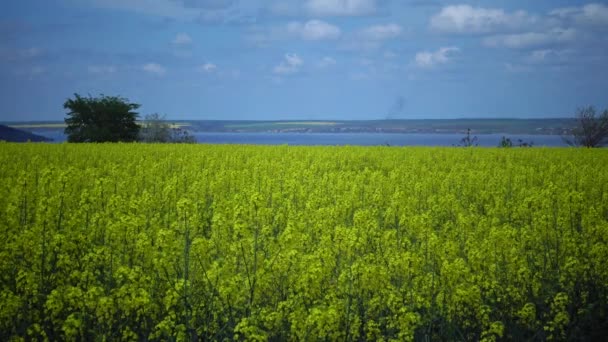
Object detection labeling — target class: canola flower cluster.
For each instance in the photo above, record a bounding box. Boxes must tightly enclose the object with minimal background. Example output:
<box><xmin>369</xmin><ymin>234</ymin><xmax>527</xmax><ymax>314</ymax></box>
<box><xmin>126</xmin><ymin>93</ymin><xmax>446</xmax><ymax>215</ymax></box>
<box><xmin>1</xmin><ymin>143</ymin><xmax>607</xmax><ymax>341</ymax></box>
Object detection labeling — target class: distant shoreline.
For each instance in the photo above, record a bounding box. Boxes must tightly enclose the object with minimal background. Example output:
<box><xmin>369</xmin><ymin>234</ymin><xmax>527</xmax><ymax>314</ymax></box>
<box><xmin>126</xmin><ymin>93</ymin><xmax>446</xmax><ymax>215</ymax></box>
<box><xmin>2</xmin><ymin>118</ymin><xmax>576</xmax><ymax>136</ymax></box>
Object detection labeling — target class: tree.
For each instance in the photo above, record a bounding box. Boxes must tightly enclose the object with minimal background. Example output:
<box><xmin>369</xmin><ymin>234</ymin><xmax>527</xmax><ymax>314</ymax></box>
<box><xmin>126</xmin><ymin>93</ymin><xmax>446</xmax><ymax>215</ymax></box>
<box><xmin>563</xmin><ymin>106</ymin><xmax>608</xmax><ymax>147</ymax></box>
<box><xmin>170</xmin><ymin>127</ymin><xmax>196</xmax><ymax>143</ymax></box>
<box><xmin>64</xmin><ymin>93</ymin><xmax>140</xmax><ymax>142</ymax></box>
<box><xmin>139</xmin><ymin>113</ymin><xmax>196</xmax><ymax>143</ymax></box>
<box><xmin>139</xmin><ymin>113</ymin><xmax>171</xmax><ymax>143</ymax></box>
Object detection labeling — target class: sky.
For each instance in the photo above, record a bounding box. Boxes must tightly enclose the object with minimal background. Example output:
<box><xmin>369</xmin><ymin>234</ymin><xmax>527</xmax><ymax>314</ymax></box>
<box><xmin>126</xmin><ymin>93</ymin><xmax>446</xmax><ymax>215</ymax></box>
<box><xmin>1</xmin><ymin>0</ymin><xmax>607</xmax><ymax>121</ymax></box>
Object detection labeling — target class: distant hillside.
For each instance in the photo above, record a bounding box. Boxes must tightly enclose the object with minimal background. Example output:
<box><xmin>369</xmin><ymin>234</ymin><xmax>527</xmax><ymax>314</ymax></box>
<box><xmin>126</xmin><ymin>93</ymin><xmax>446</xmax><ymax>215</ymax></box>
<box><xmin>185</xmin><ymin>118</ymin><xmax>576</xmax><ymax>135</ymax></box>
<box><xmin>0</xmin><ymin>125</ymin><xmax>52</xmax><ymax>142</ymax></box>
<box><xmin>2</xmin><ymin>118</ymin><xmax>578</xmax><ymax>135</ymax></box>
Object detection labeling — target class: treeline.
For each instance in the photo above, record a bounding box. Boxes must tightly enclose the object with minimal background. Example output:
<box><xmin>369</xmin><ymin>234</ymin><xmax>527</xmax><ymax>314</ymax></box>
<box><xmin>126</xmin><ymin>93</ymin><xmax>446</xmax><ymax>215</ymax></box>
<box><xmin>63</xmin><ymin>94</ymin><xmax>195</xmax><ymax>143</ymax></box>
<box><xmin>61</xmin><ymin>93</ymin><xmax>608</xmax><ymax>147</ymax></box>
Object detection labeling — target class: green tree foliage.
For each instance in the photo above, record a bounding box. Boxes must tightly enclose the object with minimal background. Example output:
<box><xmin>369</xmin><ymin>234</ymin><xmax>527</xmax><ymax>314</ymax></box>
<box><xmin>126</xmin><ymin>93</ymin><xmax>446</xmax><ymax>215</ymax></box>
<box><xmin>1</xmin><ymin>144</ymin><xmax>608</xmax><ymax>340</ymax></box>
<box><xmin>139</xmin><ymin>113</ymin><xmax>196</xmax><ymax>144</ymax></box>
<box><xmin>64</xmin><ymin>94</ymin><xmax>140</xmax><ymax>142</ymax></box>
<box><xmin>563</xmin><ymin>106</ymin><xmax>608</xmax><ymax>147</ymax></box>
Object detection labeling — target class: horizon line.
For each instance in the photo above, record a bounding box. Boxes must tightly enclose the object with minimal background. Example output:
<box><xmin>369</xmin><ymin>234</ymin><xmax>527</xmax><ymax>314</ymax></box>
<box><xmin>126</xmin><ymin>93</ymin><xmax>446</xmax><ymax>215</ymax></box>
<box><xmin>1</xmin><ymin>117</ymin><xmax>577</xmax><ymax>123</ymax></box>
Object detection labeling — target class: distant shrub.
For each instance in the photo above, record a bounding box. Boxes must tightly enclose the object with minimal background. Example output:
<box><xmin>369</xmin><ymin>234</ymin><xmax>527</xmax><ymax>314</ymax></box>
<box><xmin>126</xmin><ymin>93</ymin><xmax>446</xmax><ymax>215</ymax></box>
<box><xmin>456</xmin><ymin>128</ymin><xmax>478</xmax><ymax>147</ymax></box>
<box><xmin>139</xmin><ymin>113</ymin><xmax>196</xmax><ymax>143</ymax></box>
<box><xmin>562</xmin><ymin>106</ymin><xmax>608</xmax><ymax>147</ymax></box>
<box><xmin>499</xmin><ymin>137</ymin><xmax>534</xmax><ymax>148</ymax></box>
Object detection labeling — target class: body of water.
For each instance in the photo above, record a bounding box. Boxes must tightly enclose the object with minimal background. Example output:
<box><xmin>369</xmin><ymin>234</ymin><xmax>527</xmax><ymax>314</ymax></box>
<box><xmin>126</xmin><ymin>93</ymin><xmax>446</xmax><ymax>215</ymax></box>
<box><xmin>193</xmin><ymin>132</ymin><xmax>567</xmax><ymax>147</ymax></box>
<box><xmin>31</xmin><ymin>131</ymin><xmax>568</xmax><ymax>147</ymax></box>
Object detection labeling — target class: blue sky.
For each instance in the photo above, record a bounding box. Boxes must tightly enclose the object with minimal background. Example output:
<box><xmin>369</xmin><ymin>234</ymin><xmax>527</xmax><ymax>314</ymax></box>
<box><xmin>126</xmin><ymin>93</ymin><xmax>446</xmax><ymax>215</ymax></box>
<box><xmin>1</xmin><ymin>0</ymin><xmax>607</xmax><ymax>121</ymax></box>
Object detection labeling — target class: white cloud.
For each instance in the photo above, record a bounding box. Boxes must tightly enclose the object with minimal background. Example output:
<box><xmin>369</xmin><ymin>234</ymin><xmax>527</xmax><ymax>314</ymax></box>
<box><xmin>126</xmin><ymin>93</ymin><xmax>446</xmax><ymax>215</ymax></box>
<box><xmin>317</xmin><ymin>56</ymin><xmax>337</xmax><ymax>68</ymax></box>
<box><xmin>504</xmin><ymin>48</ymin><xmax>576</xmax><ymax>73</ymax></box>
<box><xmin>273</xmin><ymin>53</ymin><xmax>303</xmax><ymax>75</ymax></box>
<box><xmin>173</xmin><ymin>32</ymin><xmax>192</xmax><ymax>45</ymax></box>
<box><xmin>430</xmin><ymin>5</ymin><xmax>534</xmax><ymax>34</ymax></box>
<box><xmin>577</xmin><ymin>2</ymin><xmax>608</xmax><ymax>22</ymax></box>
<box><xmin>142</xmin><ymin>63</ymin><xmax>166</xmax><ymax>75</ymax></box>
<box><xmin>88</xmin><ymin>65</ymin><xmax>117</xmax><ymax>74</ymax></box>
<box><xmin>305</xmin><ymin>0</ymin><xmax>377</xmax><ymax>16</ymax></box>
<box><xmin>549</xmin><ymin>7</ymin><xmax>579</xmax><ymax>19</ymax></box>
<box><xmin>550</xmin><ymin>3</ymin><xmax>608</xmax><ymax>26</ymax></box>
<box><xmin>414</xmin><ymin>47</ymin><xmax>460</xmax><ymax>68</ymax></box>
<box><xmin>287</xmin><ymin>20</ymin><xmax>341</xmax><ymax>40</ymax></box>
<box><xmin>360</xmin><ymin>24</ymin><xmax>403</xmax><ymax>40</ymax></box>
<box><xmin>246</xmin><ymin>20</ymin><xmax>340</xmax><ymax>46</ymax></box>
<box><xmin>483</xmin><ymin>28</ymin><xmax>577</xmax><ymax>49</ymax></box>
<box><xmin>196</xmin><ymin>62</ymin><xmax>217</xmax><ymax>72</ymax></box>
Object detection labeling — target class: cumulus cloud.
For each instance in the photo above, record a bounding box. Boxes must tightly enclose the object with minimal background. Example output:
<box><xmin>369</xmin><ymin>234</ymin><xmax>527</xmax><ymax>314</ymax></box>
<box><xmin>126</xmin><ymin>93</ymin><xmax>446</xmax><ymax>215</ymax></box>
<box><xmin>287</xmin><ymin>20</ymin><xmax>341</xmax><ymax>40</ymax></box>
<box><xmin>305</xmin><ymin>0</ymin><xmax>377</xmax><ymax>16</ymax></box>
<box><xmin>430</xmin><ymin>4</ymin><xmax>534</xmax><ymax>34</ymax></box>
<box><xmin>142</xmin><ymin>63</ymin><xmax>166</xmax><ymax>75</ymax></box>
<box><xmin>483</xmin><ymin>28</ymin><xmax>577</xmax><ymax>49</ymax></box>
<box><xmin>360</xmin><ymin>23</ymin><xmax>403</xmax><ymax>40</ymax></box>
<box><xmin>196</xmin><ymin>62</ymin><xmax>217</xmax><ymax>72</ymax></box>
<box><xmin>247</xmin><ymin>20</ymin><xmax>340</xmax><ymax>45</ymax></box>
<box><xmin>414</xmin><ymin>47</ymin><xmax>459</xmax><ymax>68</ymax></box>
<box><xmin>273</xmin><ymin>53</ymin><xmax>303</xmax><ymax>75</ymax></box>
<box><xmin>550</xmin><ymin>3</ymin><xmax>608</xmax><ymax>26</ymax></box>
<box><xmin>173</xmin><ymin>32</ymin><xmax>192</xmax><ymax>45</ymax></box>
